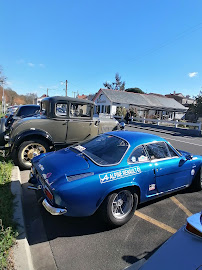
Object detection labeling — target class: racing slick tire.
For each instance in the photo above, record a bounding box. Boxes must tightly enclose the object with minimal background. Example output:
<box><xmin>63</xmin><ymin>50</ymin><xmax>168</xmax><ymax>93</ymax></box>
<box><xmin>16</xmin><ymin>139</ymin><xmax>50</xmax><ymax>170</ymax></box>
<box><xmin>191</xmin><ymin>166</ymin><xmax>202</xmax><ymax>191</ymax></box>
<box><xmin>100</xmin><ymin>189</ymin><xmax>138</xmax><ymax>227</ymax></box>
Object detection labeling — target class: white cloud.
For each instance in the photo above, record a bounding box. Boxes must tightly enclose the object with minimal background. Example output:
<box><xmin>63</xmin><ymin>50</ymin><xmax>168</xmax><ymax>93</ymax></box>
<box><xmin>188</xmin><ymin>72</ymin><xmax>198</xmax><ymax>78</ymax></box>
<box><xmin>39</xmin><ymin>63</ymin><xmax>45</xmax><ymax>68</ymax></box>
<box><xmin>28</xmin><ymin>62</ymin><xmax>35</xmax><ymax>67</ymax></box>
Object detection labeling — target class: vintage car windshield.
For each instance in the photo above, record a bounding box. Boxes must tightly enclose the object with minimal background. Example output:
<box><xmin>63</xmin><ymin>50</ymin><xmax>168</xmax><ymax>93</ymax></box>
<box><xmin>71</xmin><ymin>134</ymin><xmax>129</xmax><ymax>165</ymax></box>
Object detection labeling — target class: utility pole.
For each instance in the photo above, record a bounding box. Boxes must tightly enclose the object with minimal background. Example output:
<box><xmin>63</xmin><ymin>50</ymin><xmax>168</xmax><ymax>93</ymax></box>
<box><xmin>72</xmin><ymin>91</ymin><xmax>77</xmax><ymax>98</ymax></box>
<box><xmin>47</xmin><ymin>88</ymin><xmax>48</xmax><ymax>96</ymax></box>
<box><xmin>66</xmin><ymin>80</ymin><xmax>68</xmax><ymax>96</ymax></box>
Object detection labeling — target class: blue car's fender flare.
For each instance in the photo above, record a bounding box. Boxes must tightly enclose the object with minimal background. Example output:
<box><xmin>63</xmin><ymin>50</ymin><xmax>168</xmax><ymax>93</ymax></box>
<box><xmin>12</xmin><ymin>129</ymin><xmax>54</xmax><ymax>150</ymax></box>
<box><xmin>96</xmin><ymin>181</ymin><xmax>141</xmax><ymax>209</ymax></box>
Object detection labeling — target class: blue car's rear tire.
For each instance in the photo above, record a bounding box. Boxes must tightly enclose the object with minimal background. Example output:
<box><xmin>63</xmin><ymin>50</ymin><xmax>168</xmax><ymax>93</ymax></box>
<box><xmin>100</xmin><ymin>189</ymin><xmax>138</xmax><ymax>227</ymax></box>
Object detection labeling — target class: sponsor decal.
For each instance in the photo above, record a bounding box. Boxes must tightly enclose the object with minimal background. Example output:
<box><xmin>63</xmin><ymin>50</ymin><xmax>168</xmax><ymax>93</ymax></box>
<box><xmin>191</xmin><ymin>169</ymin><xmax>195</xmax><ymax>176</ymax></box>
<box><xmin>99</xmin><ymin>167</ymin><xmax>141</xmax><ymax>184</ymax></box>
<box><xmin>74</xmin><ymin>145</ymin><xmax>86</xmax><ymax>152</ymax></box>
<box><xmin>46</xmin><ymin>172</ymin><xmax>52</xmax><ymax>178</ymax></box>
<box><xmin>149</xmin><ymin>184</ymin><xmax>156</xmax><ymax>191</ymax></box>
<box><xmin>39</xmin><ymin>164</ymin><xmax>44</xmax><ymax>171</ymax></box>
<box><xmin>42</xmin><ymin>172</ymin><xmax>52</xmax><ymax>181</ymax></box>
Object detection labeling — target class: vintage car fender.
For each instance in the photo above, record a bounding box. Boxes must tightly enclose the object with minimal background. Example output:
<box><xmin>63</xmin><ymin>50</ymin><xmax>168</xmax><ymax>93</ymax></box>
<box><xmin>11</xmin><ymin>129</ymin><xmax>54</xmax><ymax>149</ymax></box>
<box><xmin>96</xmin><ymin>181</ymin><xmax>141</xmax><ymax>209</ymax></box>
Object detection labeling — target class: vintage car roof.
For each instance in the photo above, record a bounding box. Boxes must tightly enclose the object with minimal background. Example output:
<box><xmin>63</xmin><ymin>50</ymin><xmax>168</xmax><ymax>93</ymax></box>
<box><xmin>41</xmin><ymin>96</ymin><xmax>95</xmax><ymax>105</ymax></box>
<box><xmin>18</xmin><ymin>104</ymin><xmax>40</xmax><ymax>108</ymax></box>
<box><xmin>107</xmin><ymin>130</ymin><xmax>167</xmax><ymax>148</ymax></box>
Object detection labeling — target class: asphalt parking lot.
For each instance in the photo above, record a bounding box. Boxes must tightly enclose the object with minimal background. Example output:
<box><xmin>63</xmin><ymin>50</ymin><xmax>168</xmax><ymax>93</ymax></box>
<box><xmin>21</xmin><ymin>125</ymin><xmax>202</xmax><ymax>270</ymax></box>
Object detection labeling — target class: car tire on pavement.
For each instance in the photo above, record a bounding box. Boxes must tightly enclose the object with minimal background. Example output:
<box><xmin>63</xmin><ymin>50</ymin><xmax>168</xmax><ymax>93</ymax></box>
<box><xmin>0</xmin><ymin>118</ymin><xmax>6</xmax><ymax>133</ymax></box>
<box><xmin>16</xmin><ymin>139</ymin><xmax>50</xmax><ymax>170</ymax></box>
<box><xmin>100</xmin><ymin>189</ymin><xmax>138</xmax><ymax>227</ymax></box>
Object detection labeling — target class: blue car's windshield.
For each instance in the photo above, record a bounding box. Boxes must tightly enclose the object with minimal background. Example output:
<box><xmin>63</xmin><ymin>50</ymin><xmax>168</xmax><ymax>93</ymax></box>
<box><xmin>72</xmin><ymin>134</ymin><xmax>129</xmax><ymax>166</ymax></box>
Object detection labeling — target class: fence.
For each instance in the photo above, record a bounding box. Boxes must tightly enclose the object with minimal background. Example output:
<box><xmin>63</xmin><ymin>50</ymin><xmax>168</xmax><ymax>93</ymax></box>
<box><xmin>132</xmin><ymin>116</ymin><xmax>201</xmax><ymax>131</ymax></box>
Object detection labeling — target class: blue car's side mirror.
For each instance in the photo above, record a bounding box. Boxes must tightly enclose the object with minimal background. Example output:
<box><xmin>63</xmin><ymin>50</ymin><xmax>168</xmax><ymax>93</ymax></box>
<box><xmin>185</xmin><ymin>154</ymin><xmax>193</xmax><ymax>160</ymax></box>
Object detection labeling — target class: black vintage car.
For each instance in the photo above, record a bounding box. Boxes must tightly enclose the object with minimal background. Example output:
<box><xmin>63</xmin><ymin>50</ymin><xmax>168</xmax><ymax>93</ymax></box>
<box><xmin>5</xmin><ymin>96</ymin><xmax>120</xmax><ymax>170</ymax></box>
<box><xmin>0</xmin><ymin>104</ymin><xmax>40</xmax><ymax>147</ymax></box>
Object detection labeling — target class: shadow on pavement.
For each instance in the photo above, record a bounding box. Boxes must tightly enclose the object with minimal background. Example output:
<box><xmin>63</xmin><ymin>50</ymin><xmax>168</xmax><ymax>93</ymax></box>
<box><xmin>21</xmin><ymin>181</ymin><xmax>114</xmax><ymax>246</ymax></box>
<box><xmin>130</xmin><ymin>122</ymin><xmax>201</xmax><ymax>137</ymax></box>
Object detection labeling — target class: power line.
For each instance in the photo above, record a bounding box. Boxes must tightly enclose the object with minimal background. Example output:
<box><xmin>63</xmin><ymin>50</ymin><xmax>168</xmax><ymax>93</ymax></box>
<box><xmin>127</xmin><ymin>22</ymin><xmax>202</xmax><ymax>64</ymax></box>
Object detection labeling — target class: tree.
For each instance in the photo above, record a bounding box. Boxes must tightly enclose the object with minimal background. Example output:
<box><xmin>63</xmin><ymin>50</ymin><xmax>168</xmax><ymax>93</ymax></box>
<box><xmin>24</xmin><ymin>93</ymin><xmax>38</xmax><ymax>104</ymax></box>
<box><xmin>6</xmin><ymin>88</ymin><xmax>18</xmax><ymax>105</ymax></box>
<box><xmin>103</xmin><ymin>73</ymin><xmax>125</xmax><ymax>91</ymax></box>
<box><xmin>186</xmin><ymin>91</ymin><xmax>202</xmax><ymax>120</ymax></box>
<box><xmin>125</xmin><ymin>87</ymin><xmax>144</xmax><ymax>94</ymax></box>
<box><xmin>193</xmin><ymin>91</ymin><xmax>202</xmax><ymax>116</ymax></box>
<box><xmin>0</xmin><ymin>66</ymin><xmax>6</xmax><ymax>84</ymax></box>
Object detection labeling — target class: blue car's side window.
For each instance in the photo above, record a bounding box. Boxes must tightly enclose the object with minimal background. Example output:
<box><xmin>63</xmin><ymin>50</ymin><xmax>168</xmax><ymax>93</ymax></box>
<box><xmin>166</xmin><ymin>143</ymin><xmax>179</xmax><ymax>157</ymax></box>
<box><xmin>146</xmin><ymin>142</ymin><xmax>170</xmax><ymax>160</ymax></box>
<box><xmin>129</xmin><ymin>145</ymin><xmax>149</xmax><ymax>163</ymax></box>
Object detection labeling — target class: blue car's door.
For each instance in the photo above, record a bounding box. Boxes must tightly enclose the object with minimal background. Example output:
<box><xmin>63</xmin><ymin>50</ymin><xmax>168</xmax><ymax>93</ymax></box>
<box><xmin>128</xmin><ymin>145</ymin><xmax>158</xmax><ymax>200</ymax></box>
<box><xmin>145</xmin><ymin>142</ymin><xmax>192</xmax><ymax>193</ymax></box>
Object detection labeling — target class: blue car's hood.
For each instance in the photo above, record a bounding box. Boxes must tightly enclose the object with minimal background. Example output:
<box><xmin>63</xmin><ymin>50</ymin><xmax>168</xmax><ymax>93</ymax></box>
<box><xmin>33</xmin><ymin>148</ymin><xmax>90</xmax><ymax>184</ymax></box>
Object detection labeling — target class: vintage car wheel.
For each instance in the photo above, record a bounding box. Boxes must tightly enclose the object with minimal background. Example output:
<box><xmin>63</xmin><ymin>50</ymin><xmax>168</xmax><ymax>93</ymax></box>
<box><xmin>191</xmin><ymin>167</ymin><xmax>202</xmax><ymax>191</ymax></box>
<box><xmin>17</xmin><ymin>139</ymin><xmax>49</xmax><ymax>170</ymax></box>
<box><xmin>100</xmin><ymin>189</ymin><xmax>138</xmax><ymax>227</ymax></box>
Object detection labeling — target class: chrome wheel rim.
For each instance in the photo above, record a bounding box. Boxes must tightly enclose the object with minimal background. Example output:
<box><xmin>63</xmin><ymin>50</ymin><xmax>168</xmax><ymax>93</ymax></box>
<box><xmin>21</xmin><ymin>143</ymin><xmax>46</xmax><ymax>165</ymax></box>
<box><xmin>111</xmin><ymin>190</ymin><xmax>133</xmax><ymax>220</ymax></box>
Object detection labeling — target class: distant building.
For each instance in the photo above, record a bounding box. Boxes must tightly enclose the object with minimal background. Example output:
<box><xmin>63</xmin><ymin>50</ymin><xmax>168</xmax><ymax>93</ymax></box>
<box><xmin>93</xmin><ymin>89</ymin><xmax>187</xmax><ymax>120</ymax></box>
<box><xmin>77</xmin><ymin>94</ymin><xmax>95</xmax><ymax>101</ymax></box>
<box><xmin>165</xmin><ymin>91</ymin><xmax>196</xmax><ymax>108</ymax></box>
<box><xmin>34</xmin><ymin>94</ymin><xmax>48</xmax><ymax>105</ymax></box>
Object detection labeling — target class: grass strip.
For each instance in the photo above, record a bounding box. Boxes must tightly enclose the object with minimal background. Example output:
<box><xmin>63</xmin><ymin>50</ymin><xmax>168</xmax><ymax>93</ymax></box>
<box><xmin>0</xmin><ymin>157</ymin><xmax>17</xmax><ymax>269</ymax></box>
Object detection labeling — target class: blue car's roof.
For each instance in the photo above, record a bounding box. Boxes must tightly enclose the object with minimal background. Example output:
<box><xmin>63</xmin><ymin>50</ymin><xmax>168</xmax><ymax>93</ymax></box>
<box><xmin>107</xmin><ymin>130</ymin><xmax>167</xmax><ymax>148</ymax></box>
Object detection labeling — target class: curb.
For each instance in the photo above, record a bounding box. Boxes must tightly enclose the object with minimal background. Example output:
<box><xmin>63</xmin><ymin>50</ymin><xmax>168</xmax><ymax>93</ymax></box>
<box><xmin>11</xmin><ymin>166</ymin><xmax>34</xmax><ymax>270</ymax></box>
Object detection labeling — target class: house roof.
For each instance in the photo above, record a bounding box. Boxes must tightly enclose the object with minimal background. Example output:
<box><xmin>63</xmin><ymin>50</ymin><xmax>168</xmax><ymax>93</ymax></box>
<box><xmin>94</xmin><ymin>89</ymin><xmax>187</xmax><ymax>112</ymax></box>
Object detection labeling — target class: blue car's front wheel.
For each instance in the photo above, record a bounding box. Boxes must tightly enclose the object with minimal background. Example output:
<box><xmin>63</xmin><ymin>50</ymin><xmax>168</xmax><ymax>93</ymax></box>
<box><xmin>100</xmin><ymin>189</ymin><xmax>138</xmax><ymax>227</ymax></box>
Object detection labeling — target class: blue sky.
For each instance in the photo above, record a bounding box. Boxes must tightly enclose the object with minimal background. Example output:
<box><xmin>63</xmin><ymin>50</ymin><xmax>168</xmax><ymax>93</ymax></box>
<box><xmin>0</xmin><ymin>0</ymin><xmax>202</xmax><ymax>98</ymax></box>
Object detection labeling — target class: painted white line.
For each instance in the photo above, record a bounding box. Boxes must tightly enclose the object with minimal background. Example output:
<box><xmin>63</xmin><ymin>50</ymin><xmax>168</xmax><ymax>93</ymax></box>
<box><xmin>160</xmin><ymin>136</ymin><xmax>202</xmax><ymax>147</ymax></box>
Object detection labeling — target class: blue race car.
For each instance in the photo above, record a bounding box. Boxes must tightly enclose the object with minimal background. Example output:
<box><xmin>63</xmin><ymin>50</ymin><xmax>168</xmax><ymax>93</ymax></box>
<box><xmin>29</xmin><ymin>131</ymin><xmax>202</xmax><ymax>226</ymax></box>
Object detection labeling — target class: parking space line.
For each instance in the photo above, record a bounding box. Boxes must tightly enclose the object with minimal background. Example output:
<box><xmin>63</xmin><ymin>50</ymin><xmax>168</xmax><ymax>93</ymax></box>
<box><xmin>162</xmin><ymin>137</ymin><xmax>202</xmax><ymax>147</ymax></box>
<box><xmin>135</xmin><ymin>211</ymin><xmax>177</xmax><ymax>234</ymax></box>
<box><xmin>170</xmin><ymin>196</ymin><xmax>192</xmax><ymax>217</ymax></box>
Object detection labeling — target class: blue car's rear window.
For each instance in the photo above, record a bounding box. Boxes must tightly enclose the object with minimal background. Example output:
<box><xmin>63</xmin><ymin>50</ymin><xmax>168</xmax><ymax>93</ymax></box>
<box><xmin>73</xmin><ymin>134</ymin><xmax>129</xmax><ymax>166</ymax></box>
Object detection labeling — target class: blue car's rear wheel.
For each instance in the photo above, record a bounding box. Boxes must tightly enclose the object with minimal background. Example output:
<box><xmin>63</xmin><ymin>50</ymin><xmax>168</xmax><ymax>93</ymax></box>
<box><xmin>101</xmin><ymin>189</ymin><xmax>138</xmax><ymax>227</ymax></box>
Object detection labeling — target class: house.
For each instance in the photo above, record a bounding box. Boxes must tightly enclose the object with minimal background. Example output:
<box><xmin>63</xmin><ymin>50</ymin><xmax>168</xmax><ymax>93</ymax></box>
<box><xmin>77</xmin><ymin>94</ymin><xmax>95</xmax><ymax>101</ymax></box>
<box><xmin>93</xmin><ymin>89</ymin><xmax>187</xmax><ymax>120</ymax></box>
<box><xmin>34</xmin><ymin>94</ymin><xmax>48</xmax><ymax>105</ymax></box>
<box><xmin>165</xmin><ymin>91</ymin><xmax>196</xmax><ymax>108</ymax></box>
